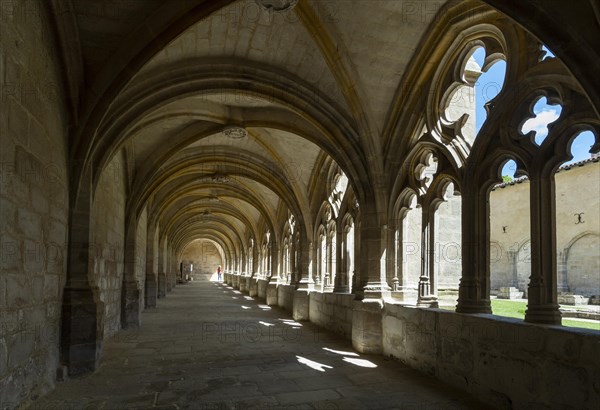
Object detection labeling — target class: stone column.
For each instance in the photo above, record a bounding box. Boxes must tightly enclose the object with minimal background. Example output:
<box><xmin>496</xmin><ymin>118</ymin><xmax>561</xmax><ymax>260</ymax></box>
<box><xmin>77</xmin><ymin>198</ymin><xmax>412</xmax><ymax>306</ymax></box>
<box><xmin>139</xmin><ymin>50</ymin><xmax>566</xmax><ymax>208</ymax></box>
<box><xmin>525</xmin><ymin>175</ymin><xmax>561</xmax><ymax>324</ymax></box>
<box><xmin>167</xmin><ymin>246</ymin><xmax>177</xmax><ymax>289</ymax></box>
<box><xmin>121</xmin><ymin>219</ymin><xmax>142</xmax><ymax>329</ymax></box>
<box><xmin>145</xmin><ymin>223</ymin><xmax>157</xmax><ymax>308</ymax></box>
<box><xmin>334</xmin><ymin>225</ymin><xmax>349</xmax><ymax>293</ymax></box>
<box><xmin>510</xmin><ymin>251</ymin><xmax>518</xmax><ymax>288</ymax></box>
<box><xmin>121</xmin><ymin>280</ymin><xmax>141</xmax><ymax>328</ymax></box>
<box><xmin>158</xmin><ymin>272</ymin><xmax>167</xmax><ymax>297</ymax></box>
<box><xmin>354</xmin><ymin>212</ymin><xmax>391</xmax><ymax>299</ymax></box>
<box><xmin>61</xmin><ymin>285</ymin><xmax>104</xmax><ymax>376</ymax></box>
<box><xmin>294</xmin><ymin>229</ymin><xmax>314</xmax><ymax>320</ymax></box>
<box><xmin>324</xmin><ymin>234</ymin><xmax>335</xmax><ymax>292</ymax></box>
<box><xmin>239</xmin><ymin>247</ymin><xmax>248</xmax><ymax>292</ymax></box>
<box><xmin>295</xmin><ymin>230</ymin><xmax>314</xmax><ymax>290</ymax></box>
<box><xmin>157</xmin><ymin>238</ymin><xmax>168</xmax><ymax>296</ymax></box>
<box><xmin>417</xmin><ymin>208</ymin><xmax>438</xmax><ymax>307</ymax></box>
<box><xmin>61</xmin><ymin>172</ymin><xmax>104</xmax><ymax>375</ymax></box>
<box><xmin>456</xmin><ymin>184</ymin><xmax>492</xmax><ymax>313</ymax></box>
<box><xmin>145</xmin><ymin>273</ymin><xmax>157</xmax><ymax>308</ymax></box>
<box><xmin>266</xmin><ymin>242</ymin><xmax>279</xmax><ymax>305</ymax></box>
<box><xmin>352</xmin><ymin>212</ymin><xmax>389</xmax><ymax>354</ymax></box>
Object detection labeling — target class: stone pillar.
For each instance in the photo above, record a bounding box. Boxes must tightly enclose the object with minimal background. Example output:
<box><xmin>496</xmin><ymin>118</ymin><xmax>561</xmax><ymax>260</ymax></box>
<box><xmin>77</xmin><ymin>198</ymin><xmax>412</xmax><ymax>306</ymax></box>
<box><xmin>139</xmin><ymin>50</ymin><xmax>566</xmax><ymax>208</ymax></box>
<box><xmin>121</xmin><ymin>281</ymin><xmax>141</xmax><ymax>328</ymax></box>
<box><xmin>121</xmin><ymin>219</ymin><xmax>142</xmax><ymax>328</ymax></box>
<box><xmin>351</xmin><ymin>299</ymin><xmax>383</xmax><ymax>354</ymax></box>
<box><xmin>456</xmin><ymin>185</ymin><xmax>492</xmax><ymax>313</ymax></box>
<box><xmin>334</xmin><ymin>225</ymin><xmax>348</xmax><ymax>293</ymax></box>
<box><xmin>525</xmin><ymin>175</ymin><xmax>561</xmax><ymax>324</ymax></box>
<box><xmin>354</xmin><ymin>213</ymin><xmax>391</xmax><ymax>299</ymax></box>
<box><xmin>158</xmin><ymin>272</ymin><xmax>167</xmax><ymax>297</ymax></box>
<box><xmin>145</xmin><ymin>223</ymin><xmax>158</xmax><ymax>308</ymax></box>
<box><xmin>352</xmin><ymin>211</ymin><xmax>389</xmax><ymax>353</ymax></box>
<box><xmin>293</xmin><ymin>233</ymin><xmax>313</xmax><ymax>319</ymax></box>
<box><xmin>324</xmin><ymin>234</ymin><xmax>335</xmax><ymax>292</ymax></box>
<box><xmin>239</xmin><ymin>273</ymin><xmax>248</xmax><ymax>292</ymax></box>
<box><xmin>295</xmin><ymin>231</ymin><xmax>314</xmax><ymax>290</ymax></box>
<box><xmin>293</xmin><ymin>289</ymin><xmax>311</xmax><ymax>321</ymax></box>
<box><xmin>61</xmin><ymin>174</ymin><xmax>104</xmax><ymax>376</ymax></box>
<box><xmin>417</xmin><ymin>208</ymin><xmax>438</xmax><ymax>307</ymax></box>
<box><xmin>61</xmin><ymin>286</ymin><xmax>104</xmax><ymax>376</ymax></box>
<box><xmin>266</xmin><ymin>242</ymin><xmax>279</xmax><ymax>305</ymax></box>
<box><xmin>249</xmin><ymin>277</ymin><xmax>258</xmax><ymax>297</ymax></box>
<box><xmin>167</xmin><ymin>272</ymin><xmax>173</xmax><ymax>292</ymax></box>
<box><xmin>145</xmin><ymin>273</ymin><xmax>157</xmax><ymax>308</ymax></box>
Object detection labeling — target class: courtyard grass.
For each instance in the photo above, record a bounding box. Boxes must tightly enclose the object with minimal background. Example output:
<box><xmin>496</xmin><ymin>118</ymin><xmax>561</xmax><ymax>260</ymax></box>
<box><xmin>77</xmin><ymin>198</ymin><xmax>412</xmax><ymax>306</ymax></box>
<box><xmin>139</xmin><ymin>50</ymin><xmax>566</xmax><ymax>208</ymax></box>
<box><xmin>441</xmin><ymin>300</ymin><xmax>600</xmax><ymax>331</ymax></box>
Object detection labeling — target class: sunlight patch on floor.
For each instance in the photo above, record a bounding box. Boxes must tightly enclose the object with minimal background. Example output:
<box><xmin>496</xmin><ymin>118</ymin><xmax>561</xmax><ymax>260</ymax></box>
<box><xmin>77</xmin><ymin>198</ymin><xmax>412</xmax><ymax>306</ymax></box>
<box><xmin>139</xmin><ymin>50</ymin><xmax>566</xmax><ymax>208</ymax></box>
<box><xmin>278</xmin><ymin>319</ymin><xmax>302</xmax><ymax>327</ymax></box>
<box><xmin>323</xmin><ymin>347</ymin><xmax>359</xmax><ymax>357</ymax></box>
<box><xmin>296</xmin><ymin>356</ymin><xmax>333</xmax><ymax>372</ymax></box>
<box><xmin>343</xmin><ymin>357</ymin><xmax>378</xmax><ymax>368</ymax></box>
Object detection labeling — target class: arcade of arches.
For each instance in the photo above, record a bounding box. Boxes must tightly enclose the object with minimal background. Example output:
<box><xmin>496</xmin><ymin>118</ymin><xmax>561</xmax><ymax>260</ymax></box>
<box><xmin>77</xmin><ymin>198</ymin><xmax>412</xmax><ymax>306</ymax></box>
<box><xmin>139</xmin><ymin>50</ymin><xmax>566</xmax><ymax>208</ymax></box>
<box><xmin>1</xmin><ymin>1</ymin><xmax>599</xmax><ymax>409</ymax></box>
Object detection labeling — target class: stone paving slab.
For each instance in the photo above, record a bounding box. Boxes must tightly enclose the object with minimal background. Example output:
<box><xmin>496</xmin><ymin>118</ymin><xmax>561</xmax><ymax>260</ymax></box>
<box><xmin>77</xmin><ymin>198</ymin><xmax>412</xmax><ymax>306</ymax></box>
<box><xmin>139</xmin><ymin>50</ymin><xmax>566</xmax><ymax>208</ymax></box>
<box><xmin>30</xmin><ymin>279</ymin><xmax>493</xmax><ymax>410</ymax></box>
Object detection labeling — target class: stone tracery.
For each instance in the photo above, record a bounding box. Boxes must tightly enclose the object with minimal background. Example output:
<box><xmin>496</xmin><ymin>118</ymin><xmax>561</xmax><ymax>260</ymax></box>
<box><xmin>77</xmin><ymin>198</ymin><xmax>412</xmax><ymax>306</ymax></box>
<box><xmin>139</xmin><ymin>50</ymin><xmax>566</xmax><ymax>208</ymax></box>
<box><xmin>3</xmin><ymin>1</ymin><xmax>600</xmax><ymax>408</ymax></box>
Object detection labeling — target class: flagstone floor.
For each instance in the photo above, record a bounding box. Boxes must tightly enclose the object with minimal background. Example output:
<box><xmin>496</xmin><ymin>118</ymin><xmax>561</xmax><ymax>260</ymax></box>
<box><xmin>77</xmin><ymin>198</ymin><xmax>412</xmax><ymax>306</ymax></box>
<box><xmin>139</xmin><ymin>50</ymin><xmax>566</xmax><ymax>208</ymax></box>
<box><xmin>31</xmin><ymin>278</ymin><xmax>491</xmax><ymax>410</ymax></box>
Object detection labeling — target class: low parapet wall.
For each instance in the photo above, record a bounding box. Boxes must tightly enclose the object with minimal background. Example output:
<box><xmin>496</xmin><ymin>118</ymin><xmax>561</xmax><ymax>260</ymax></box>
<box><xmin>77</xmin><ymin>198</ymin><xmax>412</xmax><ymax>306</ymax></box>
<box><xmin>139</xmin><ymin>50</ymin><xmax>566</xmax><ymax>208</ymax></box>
<box><xmin>227</xmin><ymin>273</ymin><xmax>599</xmax><ymax>410</ymax></box>
<box><xmin>277</xmin><ymin>284</ymin><xmax>295</xmax><ymax>312</ymax></box>
<box><xmin>382</xmin><ymin>303</ymin><xmax>599</xmax><ymax>410</ymax></box>
<box><xmin>309</xmin><ymin>292</ymin><xmax>354</xmax><ymax>340</ymax></box>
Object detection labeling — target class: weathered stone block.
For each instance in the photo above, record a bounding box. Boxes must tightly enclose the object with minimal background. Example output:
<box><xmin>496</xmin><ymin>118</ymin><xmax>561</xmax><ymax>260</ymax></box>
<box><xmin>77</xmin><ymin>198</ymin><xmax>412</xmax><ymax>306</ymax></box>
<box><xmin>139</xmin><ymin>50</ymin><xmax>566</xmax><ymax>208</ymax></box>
<box><xmin>497</xmin><ymin>287</ymin><xmax>524</xmax><ymax>299</ymax></box>
<box><xmin>293</xmin><ymin>290</ymin><xmax>310</xmax><ymax>321</ymax></box>
<box><xmin>24</xmin><ymin>239</ymin><xmax>45</xmax><ymax>274</ymax></box>
<box><xmin>0</xmin><ymin>337</ymin><xmax>8</xmax><ymax>376</ymax></box>
<box><xmin>352</xmin><ymin>299</ymin><xmax>383</xmax><ymax>354</ymax></box>
<box><xmin>266</xmin><ymin>283</ymin><xmax>278</xmax><ymax>306</ymax></box>
<box><xmin>0</xmin><ymin>232</ymin><xmax>21</xmax><ymax>271</ymax></box>
<box><xmin>157</xmin><ymin>273</ymin><xmax>166</xmax><ymax>297</ymax></box>
<box><xmin>239</xmin><ymin>276</ymin><xmax>247</xmax><ymax>293</ymax></box>
<box><xmin>121</xmin><ymin>283</ymin><xmax>141</xmax><ymax>329</ymax></box>
<box><xmin>257</xmin><ymin>279</ymin><xmax>268</xmax><ymax>300</ymax></box>
<box><xmin>7</xmin><ymin>331</ymin><xmax>34</xmax><ymax>369</ymax></box>
<box><xmin>249</xmin><ymin>278</ymin><xmax>258</xmax><ymax>297</ymax></box>
<box><xmin>6</xmin><ymin>274</ymin><xmax>31</xmax><ymax>308</ymax></box>
<box><xmin>0</xmin><ymin>197</ymin><xmax>17</xmax><ymax>231</ymax></box>
<box><xmin>145</xmin><ymin>277</ymin><xmax>157</xmax><ymax>308</ymax></box>
<box><xmin>557</xmin><ymin>293</ymin><xmax>588</xmax><ymax>305</ymax></box>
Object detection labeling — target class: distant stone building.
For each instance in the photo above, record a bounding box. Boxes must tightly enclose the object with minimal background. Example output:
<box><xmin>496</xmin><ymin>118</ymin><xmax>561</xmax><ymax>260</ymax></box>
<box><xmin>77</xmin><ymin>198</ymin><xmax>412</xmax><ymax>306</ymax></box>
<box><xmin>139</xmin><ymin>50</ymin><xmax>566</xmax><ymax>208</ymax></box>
<box><xmin>490</xmin><ymin>158</ymin><xmax>600</xmax><ymax>299</ymax></box>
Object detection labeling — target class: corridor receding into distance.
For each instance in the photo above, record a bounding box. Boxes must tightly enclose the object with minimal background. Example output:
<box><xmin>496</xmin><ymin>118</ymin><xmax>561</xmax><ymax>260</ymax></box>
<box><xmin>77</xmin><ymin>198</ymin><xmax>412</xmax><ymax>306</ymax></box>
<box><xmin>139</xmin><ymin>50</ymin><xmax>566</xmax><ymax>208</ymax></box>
<box><xmin>1</xmin><ymin>1</ymin><xmax>599</xmax><ymax>409</ymax></box>
<box><xmin>33</xmin><ymin>276</ymin><xmax>483</xmax><ymax>409</ymax></box>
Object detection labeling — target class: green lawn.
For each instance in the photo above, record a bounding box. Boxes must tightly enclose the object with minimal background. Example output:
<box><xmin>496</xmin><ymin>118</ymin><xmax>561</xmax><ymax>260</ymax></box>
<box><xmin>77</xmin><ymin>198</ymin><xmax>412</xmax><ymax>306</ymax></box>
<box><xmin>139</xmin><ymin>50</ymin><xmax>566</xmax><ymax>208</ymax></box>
<box><xmin>441</xmin><ymin>300</ymin><xmax>600</xmax><ymax>331</ymax></box>
<box><xmin>493</xmin><ymin>300</ymin><xmax>600</xmax><ymax>331</ymax></box>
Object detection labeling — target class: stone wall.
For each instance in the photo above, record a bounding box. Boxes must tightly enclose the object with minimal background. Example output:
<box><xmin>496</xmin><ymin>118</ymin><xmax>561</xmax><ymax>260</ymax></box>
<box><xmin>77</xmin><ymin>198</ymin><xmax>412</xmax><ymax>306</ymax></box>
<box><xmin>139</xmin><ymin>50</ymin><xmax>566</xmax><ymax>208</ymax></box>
<box><xmin>229</xmin><ymin>272</ymin><xmax>599</xmax><ymax>410</ymax></box>
<box><xmin>90</xmin><ymin>154</ymin><xmax>126</xmax><ymax>337</ymax></box>
<box><xmin>308</xmin><ymin>293</ymin><xmax>353</xmax><ymax>339</ymax></box>
<box><xmin>398</xmin><ymin>207</ymin><xmax>421</xmax><ymax>296</ymax></box>
<box><xmin>257</xmin><ymin>279</ymin><xmax>268</xmax><ymax>299</ymax></box>
<box><xmin>0</xmin><ymin>1</ymin><xmax>70</xmax><ymax>406</ymax></box>
<box><xmin>490</xmin><ymin>160</ymin><xmax>600</xmax><ymax>296</ymax></box>
<box><xmin>382</xmin><ymin>303</ymin><xmax>599</xmax><ymax>410</ymax></box>
<box><xmin>135</xmin><ymin>208</ymin><xmax>147</xmax><ymax>309</ymax></box>
<box><xmin>434</xmin><ymin>193</ymin><xmax>462</xmax><ymax>292</ymax></box>
<box><xmin>181</xmin><ymin>239</ymin><xmax>222</xmax><ymax>279</ymax></box>
<box><xmin>277</xmin><ymin>284</ymin><xmax>295</xmax><ymax>312</ymax></box>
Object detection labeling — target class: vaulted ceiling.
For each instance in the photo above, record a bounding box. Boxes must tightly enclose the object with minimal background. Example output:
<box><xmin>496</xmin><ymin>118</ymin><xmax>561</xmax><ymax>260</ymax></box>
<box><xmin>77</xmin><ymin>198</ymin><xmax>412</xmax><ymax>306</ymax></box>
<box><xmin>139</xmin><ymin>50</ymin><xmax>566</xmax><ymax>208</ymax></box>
<box><xmin>50</xmin><ymin>0</ymin><xmax>600</xmax><ymax>257</ymax></box>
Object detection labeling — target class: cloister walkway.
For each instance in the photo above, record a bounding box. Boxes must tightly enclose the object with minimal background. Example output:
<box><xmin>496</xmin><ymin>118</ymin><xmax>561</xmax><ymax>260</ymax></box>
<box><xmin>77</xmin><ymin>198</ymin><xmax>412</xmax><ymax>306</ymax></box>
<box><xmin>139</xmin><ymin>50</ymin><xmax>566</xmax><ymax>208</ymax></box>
<box><xmin>32</xmin><ymin>279</ymin><xmax>488</xmax><ymax>410</ymax></box>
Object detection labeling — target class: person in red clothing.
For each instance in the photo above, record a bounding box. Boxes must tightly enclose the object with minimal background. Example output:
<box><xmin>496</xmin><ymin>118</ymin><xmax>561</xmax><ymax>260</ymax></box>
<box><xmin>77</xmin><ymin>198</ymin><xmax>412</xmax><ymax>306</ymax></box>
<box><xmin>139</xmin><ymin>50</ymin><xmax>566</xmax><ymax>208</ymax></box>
<box><xmin>217</xmin><ymin>265</ymin><xmax>222</xmax><ymax>281</ymax></box>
